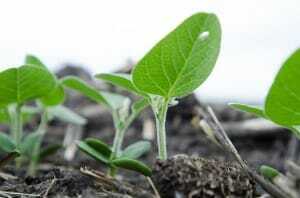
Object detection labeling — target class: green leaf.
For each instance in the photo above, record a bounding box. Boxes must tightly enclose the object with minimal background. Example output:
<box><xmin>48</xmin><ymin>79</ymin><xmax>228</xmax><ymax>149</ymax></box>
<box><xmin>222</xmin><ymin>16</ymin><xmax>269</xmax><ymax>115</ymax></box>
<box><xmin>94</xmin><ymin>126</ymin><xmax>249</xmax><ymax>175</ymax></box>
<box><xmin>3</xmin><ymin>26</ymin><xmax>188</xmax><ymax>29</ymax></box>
<box><xmin>132</xmin><ymin>13</ymin><xmax>221</xmax><ymax>98</ymax></box>
<box><xmin>260</xmin><ymin>165</ymin><xmax>280</xmax><ymax>181</ymax></box>
<box><xmin>47</xmin><ymin>105</ymin><xmax>87</xmax><ymax>125</ymax></box>
<box><xmin>229</xmin><ymin>103</ymin><xmax>265</xmax><ymax>118</ymax></box>
<box><xmin>20</xmin><ymin>132</ymin><xmax>41</xmax><ymax>156</ymax></box>
<box><xmin>0</xmin><ymin>65</ymin><xmax>56</xmax><ymax>106</ymax></box>
<box><xmin>96</xmin><ymin>73</ymin><xmax>140</xmax><ymax>94</ymax></box>
<box><xmin>84</xmin><ymin>138</ymin><xmax>112</xmax><ymax>158</ymax></box>
<box><xmin>0</xmin><ymin>133</ymin><xmax>15</xmax><ymax>152</ymax></box>
<box><xmin>101</xmin><ymin>92</ymin><xmax>130</xmax><ymax>111</ymax></box>
<box><xmin>122</xmin><ymin>141</ymin><xmax>151</xmax><ymax>159</ymax></box>
<box><xmin>265</xmin><ymin>49</ymin><xmax>300</xmax><ymax>126</ymax></box>
<box><xmin>25</xmin><ymin>54</ymin><xmax>47</xmax><ymax>69</ymax></box>
<box><xmin>40</xmin><ymin>84</ymin><xmax>65</xmax><ymax>106</ymax></box>
<box><xmin>0</xmin><ymin>108</ymin><xmax>10</xmax><ymax>124</ymax></box>
<box><xmin>39</xmin><ymin>144</ymin><xmax>62</xmax><ymax>161</ymax></box>
<box><xmin>77</xmin><ymin>141</ymin><xmax>109</xmax><ymax>164</ymax></box>
<box><xmin>111</xmin><ymin>158</ymin><xmax>152</xmax><ymax>176</ymax></box>
<box><xmin>61</xmin><ymin>76</ymin><xmax>108</xmax><ymax>105</ymax></box>
<box><xmin>131</xmin><ymin>98</ymin><xmax>149</xmax><ymax>115</ymax></box>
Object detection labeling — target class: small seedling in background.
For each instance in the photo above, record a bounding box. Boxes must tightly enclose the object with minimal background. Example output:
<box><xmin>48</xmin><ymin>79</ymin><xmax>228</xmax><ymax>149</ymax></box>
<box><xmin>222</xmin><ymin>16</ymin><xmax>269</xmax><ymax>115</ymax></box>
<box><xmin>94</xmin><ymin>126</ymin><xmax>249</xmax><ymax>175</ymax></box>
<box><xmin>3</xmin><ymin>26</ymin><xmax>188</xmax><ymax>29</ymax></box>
<box><xmin>230</xmin><ymin>49</ymin><xmax>300</xmax><ymax>139</ymax></box>
<box><xmin>22</xmin><ymin>55</ymin><xmax>87</xmax><ymax>175</ymax></box>
<box><xmin>0</xmin><ymin>55</ymin><xmax>87</xmax><ymax>175</ymax></box>
<box><xmin>0</xmin><ymin>63</ymin><xmax>57</xmax><ymax>167</ymax></box>
<box><xmin>230</xmin><ymin>49</ymin><xmax>300</xmax><ymax>197</ymax></box>
<box><xmin>61</xmin><ymin>75</ymin><xmax>151</xmax><ymax>176</ymax></box>
<box><xmin>98</xmin><ymin>12</ymin><xmax>222</xmax><ymax>160</ymax></box>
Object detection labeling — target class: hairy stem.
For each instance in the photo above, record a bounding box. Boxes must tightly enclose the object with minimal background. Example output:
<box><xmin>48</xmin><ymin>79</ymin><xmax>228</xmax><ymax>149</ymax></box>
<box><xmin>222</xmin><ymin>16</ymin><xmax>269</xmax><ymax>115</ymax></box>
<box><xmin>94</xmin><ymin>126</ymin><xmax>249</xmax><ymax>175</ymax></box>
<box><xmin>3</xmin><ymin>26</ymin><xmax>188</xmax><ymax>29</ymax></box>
<box><xmin>28</xmin><ymin>110</ymin><xmax>48</xmax><ymax>176</ymax></box>
<box><xmin>13</xmin><ymin>105</ymin><xmax>23</xmax><ymax>150</ymax></box>
<box><xmin>153</xmin><ymin>98</ymin><xmax>169</xmax><ymax>160</ymax></box>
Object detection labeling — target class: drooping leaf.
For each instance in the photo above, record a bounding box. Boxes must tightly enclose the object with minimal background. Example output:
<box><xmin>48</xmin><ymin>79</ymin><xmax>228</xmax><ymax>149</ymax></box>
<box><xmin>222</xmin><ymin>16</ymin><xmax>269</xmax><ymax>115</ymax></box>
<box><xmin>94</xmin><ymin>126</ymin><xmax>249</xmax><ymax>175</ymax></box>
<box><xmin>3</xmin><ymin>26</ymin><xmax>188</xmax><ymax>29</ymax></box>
<box><xmin>0</xmin><ymin>133</ymin><xmax>15</xmax><ymax>152</ymax></box>
<box><xmin>132</xmin><ymin>13</ymin><xmax>221</xmax><ymax>98</ymax></box>
<box><xmin>101</xmin><ymin>92</ymin><xmax>130</xmax><ymax>111</ymax></box>
<box><xmin>265</xmin><ymin>49</ymin><xmax>300</xmax><ymax>126</ymax></box>
<box><xmin>77</xmin><ymin>141</ymin><xmax>109</xmax><ymax>164</ymax></box>
<box><xmin>0</xmin><ymin>151</ymin><xmax>20</xmax><ymax>168</ymax></box>
<box><xmin>131</xmin><ymin>98</ymin><xmax>149</xmax><ymax>115</ymax></box>
<box><xmin>61</xmin><ymin>76</ymin><xmax>108</xmax><ymax>105</ymax></box>
<box><xmin>229</xmin><ymin>103</ymin><xmax>265</xmax><ymax>118</ymax></box>
<box><xmin>25</xmin><ymin>54</ymin><xmax>47</xmax><ymax>69</ymax></box>
<box><xmin>39</xmin><ymin>144</ymin><xmax>62</xmax><ymax>161</ymax></box>
<box><xmin>0</xmin><ymin>65</ymin><xmax>56</xmax><ymax>106</ymax></box>
<box><xmin>260</xmin><ymin>165</ymin><xmax>280</xmax><ymax>181</ymax></box>
<box><xmin>122</xmin><ymin>141</ymin><xmax>151</xmax><ymax>159</ymax></box>
<box><xmin>47</xmin><ymin>105</ymin><xmax>87</xmax><ymax>125</ymax></box>
<box><xmin>84</xmin><ymin>138</ymin><xmax>112</xmax><ymax>158</ymax></box>
<box><xmin>111</xmin><ymin>158</ymin><xmax>152</xmax><ymax>176</ymax></box>
<box><xmin>96</xmin><ymin>73</ymin><xmax>140</xmax><ymax>94</ymax></box>
<box><xmin>20</xmin><ymin>132</ymin><xmax>41</xmax><ymax>157</ymax></box>
<box><xmin>40</xmin><ymin>84</ymin><xmax>65</xmax><ymax>106</ymax></box>
<box><xmin>0</xmin><ymin>108</ymin><xmax>10</xmax><ymax>124</ymax></box>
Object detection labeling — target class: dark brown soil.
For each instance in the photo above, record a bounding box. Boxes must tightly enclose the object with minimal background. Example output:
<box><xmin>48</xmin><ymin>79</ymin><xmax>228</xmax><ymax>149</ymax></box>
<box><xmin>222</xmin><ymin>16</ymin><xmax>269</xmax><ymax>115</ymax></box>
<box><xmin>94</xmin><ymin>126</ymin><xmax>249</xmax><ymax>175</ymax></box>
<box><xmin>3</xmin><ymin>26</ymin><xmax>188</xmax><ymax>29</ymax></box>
<box><xmin>152</xmin><ymin>155</ymin><xmax>256</xmax><ymax>198</ymax></box>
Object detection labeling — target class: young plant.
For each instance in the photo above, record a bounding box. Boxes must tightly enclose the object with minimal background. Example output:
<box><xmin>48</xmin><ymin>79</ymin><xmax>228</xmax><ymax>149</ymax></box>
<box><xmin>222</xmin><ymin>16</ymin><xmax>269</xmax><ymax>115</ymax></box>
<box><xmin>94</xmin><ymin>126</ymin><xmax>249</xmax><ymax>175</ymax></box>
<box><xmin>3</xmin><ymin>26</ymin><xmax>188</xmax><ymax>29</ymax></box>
<box><xmin>0</xmin><ymin>64</ymin><xmax>57</xmax><ymax>166</ymax></box>
<box><xmin>61</xmin><ymin>76</ymin><xmax>151</xmax><ymax>176</ymax></box>
<box><xmin>23</xmin><ymin>55</ymin><xmax>87</xmax><ymax>175</ymax></box>
<box><xmin>230</xmin><ymin>49</ymin><xmax>300</xmax><ymax>138</ymax></box>
<box><xmin>98</xmin><ymin>12</ymin><xmax>221</xmax><ymax>160</ymax></box>
<box><xmin>230</xmin><ymin>49</ymin><xmax>300</xmax><ymax>198</ymax></box>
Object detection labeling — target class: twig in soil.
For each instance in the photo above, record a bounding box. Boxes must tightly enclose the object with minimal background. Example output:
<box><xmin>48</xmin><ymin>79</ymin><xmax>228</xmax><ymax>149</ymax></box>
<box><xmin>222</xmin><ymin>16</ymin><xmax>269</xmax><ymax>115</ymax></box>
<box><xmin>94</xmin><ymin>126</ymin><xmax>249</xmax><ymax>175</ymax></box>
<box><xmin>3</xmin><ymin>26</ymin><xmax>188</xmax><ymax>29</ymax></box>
<box><xmin>199</xmin><ymin>106</ymin><xmax>291</xmax><ymax>198</ymax></box>
<box><xmin>0</xmin><ymin>190</ymin><xmax>40</xmax><ymax>197</ymax></box>
<box><xmin>0</xmin><ymin>172</ymin><xmax>17</xmax><ymax>180</ymax></box>
<box><xmin>146</xmin><ymin>177</ymin><xmax>161</xmax><ymax>198</ymax></box>
<box><xmin>42</xmin><ymin>177</ymin><xmax>57</xmax><ymax>198</ymax></box>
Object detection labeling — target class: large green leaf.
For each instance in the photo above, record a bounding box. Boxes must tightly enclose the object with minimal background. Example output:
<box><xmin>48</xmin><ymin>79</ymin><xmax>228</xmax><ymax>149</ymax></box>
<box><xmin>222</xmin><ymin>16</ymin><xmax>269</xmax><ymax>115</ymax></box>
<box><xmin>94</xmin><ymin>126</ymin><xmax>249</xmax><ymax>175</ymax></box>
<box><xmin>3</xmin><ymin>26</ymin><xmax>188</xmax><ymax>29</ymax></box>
<box><xmin>0</xmin><ymin>133</ymin><xmax>15</xmax><ymax>152</ymax></box>
<box><xmin>0</xmin><ymin>108</ymin><xmax>10</xmax><ymax>123</ymax></box>
<box><xmin>96</xmin><ymin>73</ymin><xmax>140</xmax><ymax>94</ymax></box>
<box><xmin>77</xmin><ymin>141</ymin><xmax>109</xmax><ymax>164</ymax></box>
<box><xmin>47</xmin><ymin>105</ymin><xmax>87</xmax><ymax>125</ymax></box>
<box><xmin>122</xmin><ymin>141</ymin><xmax>150</xmax><ymax>159</ymax></box>
<box><xmin>132</xmin><ymin>13</ymin><xmax>221</xmax><ymax>98</ymax></box>
<box><xmin>40</xmin><ymin>84</ymin><xmax>65</xmax><ymax>106</ymax></box>
<box><xmin>61</xmin><ymin>76</ymin><xmax>108</xmax><ymax>105</ymax></box>
<box><xmin>111</xmin><ymin>158</ymin><xmax>152</xmax><ymax>176</ymax></box>
<box><xmin>229</xmin><ymin>103</ymin><xmax>265</xmax><ymax>118</ymax></box>
<box><xmin>25</xmin><ymin>54</ymin><xmax>47</xmax><ymax>69</ymax></box>
<box><xmin>84</xmin><ymin>138</ymin><xmax>112</xmax><ymax>158</ymax></box>
<box><xmin>265</xmin><ymin>49</ymin><xmax>300</xmax><ymax>126</ymax></box>
<box><xmin>0</xmin><ymin>65</ymin><xmax>56</xmax><ymax>106</ymax></box>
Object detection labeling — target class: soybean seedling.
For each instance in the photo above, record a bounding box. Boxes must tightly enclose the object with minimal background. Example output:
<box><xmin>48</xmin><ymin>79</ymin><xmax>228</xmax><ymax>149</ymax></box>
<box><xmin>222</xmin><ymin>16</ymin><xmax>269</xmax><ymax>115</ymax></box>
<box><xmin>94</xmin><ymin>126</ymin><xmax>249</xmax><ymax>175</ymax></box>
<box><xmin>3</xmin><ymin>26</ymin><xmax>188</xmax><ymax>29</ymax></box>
<box><xmin>230</xmin><ymin>49</ymin><xmax>300</xmax><ymax>139</ymax></box>
<box><xmin>23</xmin><ymin>55</ymin><xmax>87</xmax><ymax>175</ymax></box>
<box><xmin>97</xmin><ymin>12</ymin><xmax>221</xmax><ymax>160</ymax></box>
<box><xmin>230</xmin><ymin>49</ymin><xmax>300</xmax><ymax>197</ymax></box>
<box><xmin>0</xmin><ymin>63</ymin><xmax>57</xmax><ymax>167</ymax></box>
<box><xmin>61</xmin><ymin>76</ymin><xmax>151</xmax><ymax>177</ymax></box>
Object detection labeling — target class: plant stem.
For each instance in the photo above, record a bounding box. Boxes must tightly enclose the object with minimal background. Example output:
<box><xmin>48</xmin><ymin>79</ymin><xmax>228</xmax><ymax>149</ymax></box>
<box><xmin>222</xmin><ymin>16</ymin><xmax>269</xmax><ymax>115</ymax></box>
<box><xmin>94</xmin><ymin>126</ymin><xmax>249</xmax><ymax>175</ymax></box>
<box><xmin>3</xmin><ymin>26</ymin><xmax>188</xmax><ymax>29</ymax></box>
<box><xmin>28</xmin><ymin>109</ymin><xmax>48</xmax><ymax>176</ymax></box>
<box><xmin>153</xmin><ymin>97</ymin><xmax>169</xmax><ymax>160</ymax></box>
<box><xmin>13</xmin><ymin>104</ymin><xmax>23</xmax><ymax>150</ymax></box>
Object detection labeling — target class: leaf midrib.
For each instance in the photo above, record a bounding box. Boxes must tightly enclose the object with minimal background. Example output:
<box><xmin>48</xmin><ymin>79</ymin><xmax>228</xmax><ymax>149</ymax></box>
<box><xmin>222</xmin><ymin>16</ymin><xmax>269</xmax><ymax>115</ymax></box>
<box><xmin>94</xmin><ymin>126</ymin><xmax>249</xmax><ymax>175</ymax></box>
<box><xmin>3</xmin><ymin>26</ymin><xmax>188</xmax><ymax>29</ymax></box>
<box><xmin>167</xmin><ymin>15</ymin><xmax>211</xmax><ymax>98</ymax></box>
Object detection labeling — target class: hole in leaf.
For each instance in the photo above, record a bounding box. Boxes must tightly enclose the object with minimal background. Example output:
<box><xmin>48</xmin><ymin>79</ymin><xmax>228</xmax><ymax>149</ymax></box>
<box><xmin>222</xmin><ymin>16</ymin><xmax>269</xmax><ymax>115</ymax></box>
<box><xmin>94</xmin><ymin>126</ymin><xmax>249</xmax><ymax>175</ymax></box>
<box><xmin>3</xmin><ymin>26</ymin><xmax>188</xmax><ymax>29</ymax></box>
<box><xmin>198</xmin><ymin>31</ymin><xmax>210</xmax><ymax>41</ymax></box>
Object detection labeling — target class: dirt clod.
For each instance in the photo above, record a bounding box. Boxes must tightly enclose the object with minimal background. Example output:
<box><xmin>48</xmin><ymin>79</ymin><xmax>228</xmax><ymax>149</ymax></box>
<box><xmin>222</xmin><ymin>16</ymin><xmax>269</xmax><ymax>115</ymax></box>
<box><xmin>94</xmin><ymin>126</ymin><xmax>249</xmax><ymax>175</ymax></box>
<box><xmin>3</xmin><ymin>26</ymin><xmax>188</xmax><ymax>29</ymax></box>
<box><xmin>152</xmin><ymin>155</ymin><xmax>256</xmax><ymax>198</ymax></box>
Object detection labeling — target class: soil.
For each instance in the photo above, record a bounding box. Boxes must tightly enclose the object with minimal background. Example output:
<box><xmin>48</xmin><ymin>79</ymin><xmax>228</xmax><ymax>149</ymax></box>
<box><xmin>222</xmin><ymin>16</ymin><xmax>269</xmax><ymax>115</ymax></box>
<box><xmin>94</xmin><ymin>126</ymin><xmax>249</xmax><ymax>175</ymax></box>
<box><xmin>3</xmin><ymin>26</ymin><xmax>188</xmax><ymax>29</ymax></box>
<box><xmin>0</xmin><ymin>65</ymin><xmax>294</xmax><ymax>197</ymax></box>
<box><xmin>152</xmin><ymin>155</ymin><xmax>256</xmax><ymax>198</ymax></box>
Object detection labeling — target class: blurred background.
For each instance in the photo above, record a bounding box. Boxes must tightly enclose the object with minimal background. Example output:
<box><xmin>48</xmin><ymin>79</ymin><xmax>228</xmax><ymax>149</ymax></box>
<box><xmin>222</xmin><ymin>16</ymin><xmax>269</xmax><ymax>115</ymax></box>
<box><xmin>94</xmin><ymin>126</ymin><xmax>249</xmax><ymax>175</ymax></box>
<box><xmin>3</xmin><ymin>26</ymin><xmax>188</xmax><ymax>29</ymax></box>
<box><xmin>0</xmin><ymin>0</ymin><xmax>299</xmax><ymax>103</ymax></box>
